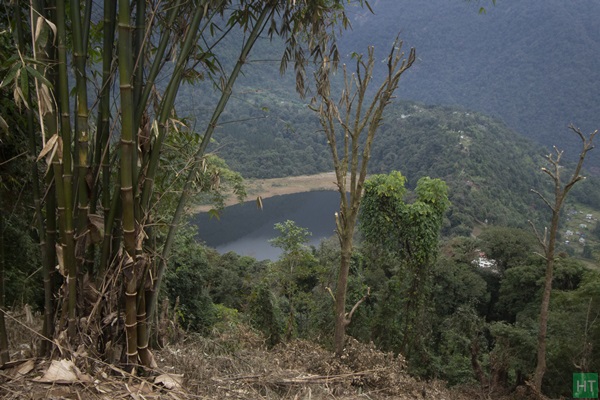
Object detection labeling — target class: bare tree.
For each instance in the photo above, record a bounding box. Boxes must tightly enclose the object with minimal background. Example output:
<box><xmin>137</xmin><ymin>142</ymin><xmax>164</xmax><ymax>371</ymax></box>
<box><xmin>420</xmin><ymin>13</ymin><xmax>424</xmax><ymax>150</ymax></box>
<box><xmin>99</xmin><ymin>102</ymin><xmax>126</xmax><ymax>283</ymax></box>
<box><xmin>310</xmin><ymin>38</ymin><xmax>415</xmax><ymax>356</ymax></box>
<box><xmin>530</xmin><ymin>125</ymin><xmax>596</xmax><ymax>392</ymax></box>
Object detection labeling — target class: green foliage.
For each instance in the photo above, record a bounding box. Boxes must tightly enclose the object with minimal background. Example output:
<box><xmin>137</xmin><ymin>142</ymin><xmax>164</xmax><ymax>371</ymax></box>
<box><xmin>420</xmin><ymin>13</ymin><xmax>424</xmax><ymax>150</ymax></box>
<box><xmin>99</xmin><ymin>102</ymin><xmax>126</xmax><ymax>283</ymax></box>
<box><xmin>269</xmin><ymin>220</ymin><xmax>321</xmax><ymax>339</ymax></box>
<box><xmin>360</xmin><ymin>171</ymin><xmax>449</xmax><ymax>266</ymax></box>
<box><xmin>165</xmin><ymin>233</ymin><xmax>216</xmax><ymax>334</ymax></box>
<box><xmin>165</xmin><ymin>227</ymin><xmax>267</xmax><ymax>334</ymax></box>
<box><xmin>270</xmin><ymin>220</ymin><xmax>312</xmax><ymax>257</ymax></box>
<box><xmin>496</xmin><ymin>262</ymin><xmax>544</xmax><ymax>322</ymax></box>
<box><xmin>478</xmin><ymin>226</ymin><xmax>539</xmax><ymax>273</ymax></box>
<box><xmin>248</xmin><ymin>283</ymin><xmax>285</xmax><ymax>347</ymax></box>
<box><xmin>0</xmin><ymin>37</ymin><xmax>41</xmax><ymax>308</ymax></box>
<box><xmin>438</xmin><ymin>305</ymin><xmax>487</xmax><ymax>386</ymax></box>
<box><xmin>359</xmin><ymin>172</ymin><xmax>449</xmax><ymax>359</ymax></box>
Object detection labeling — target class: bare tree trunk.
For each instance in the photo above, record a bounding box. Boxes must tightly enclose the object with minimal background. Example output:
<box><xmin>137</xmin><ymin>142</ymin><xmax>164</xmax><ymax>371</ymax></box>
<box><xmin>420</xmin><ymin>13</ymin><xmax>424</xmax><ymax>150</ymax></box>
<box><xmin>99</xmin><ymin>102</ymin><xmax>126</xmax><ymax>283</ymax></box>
<box><xmin>311</xmin><ymin>39</ymin><xmax>415</xmax><ymax>357</ymax></box>
<box><xmin>530</xmin><ymin>126</ymin><xmax>596</xmax><ymax>393</ymax></box>
<box><xmin>333</xmin><ymin>234</ymin><xmax>353</xmax><ymax>355</ymax></box>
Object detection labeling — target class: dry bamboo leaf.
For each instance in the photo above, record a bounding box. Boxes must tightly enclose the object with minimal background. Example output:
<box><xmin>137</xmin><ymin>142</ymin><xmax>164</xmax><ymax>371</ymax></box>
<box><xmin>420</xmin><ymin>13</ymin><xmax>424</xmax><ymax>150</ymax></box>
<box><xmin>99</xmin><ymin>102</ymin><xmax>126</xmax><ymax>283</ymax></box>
<box><xmin>154</xmin><ymin>373</ymin><xmax>183</xmax><ymax>390</ymax></box>
<box><xmin>127</xmin><ymin>381</ymin><xmax>154</xmax><ymax>395</ymax></box>
<box><xmin>88</xmin><ymin>214</ymin><xmax>104</xmax><ymax>244</ymax></box>
<box><xmin>24</xmin><ymin>304</ymin><xmax>34</xmax><ymax>324</ymax></box>
<box><xmin>14</xmin><ymin>85</ymin><xmax>27</xmax><ymax>109</ymax></box>
<box><xmin>34</xmin><ymin>16</ymin><xmax>45</xmax><ymax>46</ymax></box>
<box><xmin>33</xmin><ymin>359</ymin><xmax>78</xmax><ymax>383</ymax></box>
<box><xmin>38</xmin><ymin>83</ymin><xmax>53</xmax><ymax>116</ymax></box>
<box><xmin>37</xmin><ymin>133</ymin><xmax>58</xmax><ymax>161</ymax></box>
<box><xmin>34</xmin><ymin>359</ymin><xmax>92</xmax><ymax>384</ymax></box>
<box><xmin>15</xmin><ymin>359</ymin><xmax>35</xmax><ymax>377</ymax></box>
<box><xmin>36</xmin><ymin>16</ymin><xmax>57</xmax><ymax>44</ymax></box>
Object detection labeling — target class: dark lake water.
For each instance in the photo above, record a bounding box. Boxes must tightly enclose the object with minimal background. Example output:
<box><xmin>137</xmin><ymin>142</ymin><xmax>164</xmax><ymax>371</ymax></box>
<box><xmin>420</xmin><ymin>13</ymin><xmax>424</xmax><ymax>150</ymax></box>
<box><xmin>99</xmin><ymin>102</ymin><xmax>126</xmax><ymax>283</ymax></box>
<box><xmin>192</xmin><ymin>190</ymin><xmax>341</xmax><ymax>260</ymax></box>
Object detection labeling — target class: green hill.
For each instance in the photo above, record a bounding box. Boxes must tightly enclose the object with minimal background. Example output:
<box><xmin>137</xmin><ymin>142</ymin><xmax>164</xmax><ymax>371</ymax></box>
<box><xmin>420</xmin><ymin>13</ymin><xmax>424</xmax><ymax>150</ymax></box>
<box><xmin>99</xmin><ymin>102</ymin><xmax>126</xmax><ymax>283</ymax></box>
<box><xmin>207</xmin><ymin>95</ymin><xmax>587</xmax><ymax>233</ymax></box>
<box><xmin>178</xmin><ymin>0</ymin><xmax>600</xmax><ymax>169</ymax></box>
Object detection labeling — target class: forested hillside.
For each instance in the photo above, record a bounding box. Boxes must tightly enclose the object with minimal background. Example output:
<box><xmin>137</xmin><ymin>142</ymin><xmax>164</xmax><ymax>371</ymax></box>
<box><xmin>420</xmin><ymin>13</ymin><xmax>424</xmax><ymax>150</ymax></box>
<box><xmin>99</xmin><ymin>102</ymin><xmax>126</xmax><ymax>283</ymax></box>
<box><xmin>205</xmin><ymin>94</ymin><xmax>593</xmax><ymax>233</ymax></box>
<box><xmin>179</xmin><ymin>0</ymin><xmax>600</xmax><ymax>169</ymax></box>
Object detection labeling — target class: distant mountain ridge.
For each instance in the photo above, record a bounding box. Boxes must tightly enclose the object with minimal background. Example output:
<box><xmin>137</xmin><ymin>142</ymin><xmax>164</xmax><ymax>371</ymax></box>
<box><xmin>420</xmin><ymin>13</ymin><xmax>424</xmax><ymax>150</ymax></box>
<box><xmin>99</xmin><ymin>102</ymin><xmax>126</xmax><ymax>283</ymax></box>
<box><xmin>173</xmin><ymin>1</ymin><xmax>600</xmax><ymax>230</ymax></box>
<box><xmin>180</xmin><ymin>0</ymin><xmax>600</xmax><ymax>168</ymax></box>
<box><xmin>338</xmin><ymin>0</ymin><xmax>600</xmax><ymax>168</ymax></box>
<box><xmin>207</xmin><ymin>94</ymin><xmax>566</xmax><ymax>233</ymax></box>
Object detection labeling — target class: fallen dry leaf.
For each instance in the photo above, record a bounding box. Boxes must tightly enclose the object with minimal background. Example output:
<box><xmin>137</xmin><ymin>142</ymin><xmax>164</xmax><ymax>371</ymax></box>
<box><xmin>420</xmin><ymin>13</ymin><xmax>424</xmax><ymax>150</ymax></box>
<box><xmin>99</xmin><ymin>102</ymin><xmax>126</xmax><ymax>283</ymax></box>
<box><xmin>15</xmin><ymin>359</ymin><xmax>35</xmax><ymax>377</ymax></box>
<box><xmin>154</xmin><ymin>373</ymin><xmax>183</xmax><ymax>390</ymax></box>
<box><xmin>33</xmin><ymin>359</ymin><xmax>92</xmax><ymax>383</ymax></box>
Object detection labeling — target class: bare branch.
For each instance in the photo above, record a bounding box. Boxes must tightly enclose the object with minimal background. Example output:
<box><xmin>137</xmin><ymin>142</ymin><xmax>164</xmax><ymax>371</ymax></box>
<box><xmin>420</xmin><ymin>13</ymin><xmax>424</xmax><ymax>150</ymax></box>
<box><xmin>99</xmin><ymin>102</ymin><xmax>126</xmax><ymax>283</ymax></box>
<box><xmin>345</xmin><ymin>287</ymin><xmax>370</xmax><ymax>326</ymax></box>
<box><xmin>528</xmin><ymin>220</ymin><xmax>548</xmax><ymax>251</ymax></box>
<box><xmin>530</xmin><ymin>189</ymin><xmax>554</xmax><ymax>212</ymax></box>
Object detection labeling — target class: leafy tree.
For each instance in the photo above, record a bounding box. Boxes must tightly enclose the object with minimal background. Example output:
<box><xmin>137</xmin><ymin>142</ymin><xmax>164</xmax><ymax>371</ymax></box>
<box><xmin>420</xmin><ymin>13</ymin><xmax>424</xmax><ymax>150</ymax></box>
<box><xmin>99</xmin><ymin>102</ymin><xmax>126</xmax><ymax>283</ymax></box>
<box><xmin>269</xmin><ymin>220</ymin><xmax>318</xmax><ymax>338</ymax></box>
<box><xmin>248</xmin><ymin>283</ymin><xmax>285</xmax><ymax>347</ymax></box>
<box><xmin>530</xmin><ymin>126</ymin><xmax>596</xmax><ymax>392</ymax></box>
<box><xmin>309</xmin><ymin>39</ymin><xmax>415</xmax><ymax>356</ymax></box>
<box><xmin>360</xmin><ymin>171</ymin><xmax>449</xmax><ymax>357</ymax></box>
<box><xmin>478</xmin><ymin>226</ymin><xmax>538</xmax><ymax>273</ymax></box>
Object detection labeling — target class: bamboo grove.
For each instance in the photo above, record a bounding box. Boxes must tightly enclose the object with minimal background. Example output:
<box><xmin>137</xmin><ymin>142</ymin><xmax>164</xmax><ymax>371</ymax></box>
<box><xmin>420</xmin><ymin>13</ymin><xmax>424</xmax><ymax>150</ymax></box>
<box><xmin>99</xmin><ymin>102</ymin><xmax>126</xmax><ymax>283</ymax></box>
<box><xmin>2</xmin><ymin>0</ymin><xmax>364</xmax><ymax>369</ymax></box>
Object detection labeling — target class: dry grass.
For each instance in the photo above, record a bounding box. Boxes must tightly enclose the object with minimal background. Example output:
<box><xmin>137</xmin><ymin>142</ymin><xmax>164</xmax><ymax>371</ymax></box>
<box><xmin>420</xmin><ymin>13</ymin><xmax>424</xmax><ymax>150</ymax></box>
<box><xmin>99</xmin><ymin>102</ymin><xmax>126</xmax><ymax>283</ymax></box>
<box><xmin>0</xmin><ymin>309</ymin><xmax>490</xmax><ymax>400</ymax></box>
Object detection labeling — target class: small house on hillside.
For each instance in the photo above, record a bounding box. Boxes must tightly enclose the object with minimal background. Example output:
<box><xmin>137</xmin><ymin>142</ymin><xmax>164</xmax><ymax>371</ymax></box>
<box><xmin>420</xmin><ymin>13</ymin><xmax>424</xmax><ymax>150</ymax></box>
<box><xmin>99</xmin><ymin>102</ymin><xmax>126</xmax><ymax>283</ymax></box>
<box><xmin>472</xmin><ymin>251</ymin><xmax>498</xmax><ymax>273</ymax></box>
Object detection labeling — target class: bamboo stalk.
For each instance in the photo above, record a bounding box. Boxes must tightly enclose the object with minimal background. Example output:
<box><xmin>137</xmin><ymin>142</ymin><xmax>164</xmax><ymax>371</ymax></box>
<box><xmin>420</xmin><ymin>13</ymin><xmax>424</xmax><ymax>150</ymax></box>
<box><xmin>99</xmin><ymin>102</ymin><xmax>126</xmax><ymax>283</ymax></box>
<box><xmin>118</xmin><ymin>0</ymin><xmax>140</xmax><ymax>369</ymax></box>
<box><xmin>139</xmin><ymin>1</ymin><xmax>209</xmax><ymax>214</ymax></box>
<box><xmin>148</xmin><ymin>4</ymin><xmax>276</xmax><ymax>319</ymax></box>
<box><xmin>70</xmin><ymin>0</ymin><xmax>91</xmax><ymax>270</ymax></box>
<box><xmin>0</xmin><ymin>213</ymin><xmax>8</xmax><ymax>365</ymax></box>
<box><xmin>56</xmin><ymin>0</ymin><xmax>77</xmax><ymax>338</ymax></box>
<box><xmin>118</xmin><ymin>0</ymin><xmax>136</xmax><ymax>258</ymax></box>
<box><xmin>133</xmin><ymin>0</ymin><xmax>183</xmax><ymax>129</ymax></box>
<box><xmin>90</xmin><ymin>0</ymin><xmax>117</xmax><ymax>280</ymax></box>
<box><xmin>17</xmin><ymin>0</ymin><xmax>56</xmax><ymax>354</ymax></box>
<box><xmin>124</xmin><ymin>258</ymin><xmax>138</xmax><ymax>367</ymax></box>
<box><xmin>38</xmin><ymin>0</ymin><xmax>59</xmax><ymax>351</ymax></box>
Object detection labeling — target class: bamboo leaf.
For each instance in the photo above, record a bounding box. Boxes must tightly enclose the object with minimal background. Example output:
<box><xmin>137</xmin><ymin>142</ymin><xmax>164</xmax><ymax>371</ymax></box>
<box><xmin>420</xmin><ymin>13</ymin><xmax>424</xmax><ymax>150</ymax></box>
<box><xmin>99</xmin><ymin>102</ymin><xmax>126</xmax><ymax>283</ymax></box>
<box><xmin>87</xmin><ymin>214</ymin><xmax>104</xmax><ymax>244</ymax></box>
<box><xmin>0</xmin><ymin>64</ymin><xmax>19</xmax><ymax>89</ymax></box>
<box><xmin>38</xmin><ymin>83</ymin><xmax>53</xmax><ymax>116</ymax></box>
<box><xmin>55</xmin><ymin>244</ymin><xmax>65</xmax><ymax>277</ymax></box>
<box><xmin>43</xmin><ymin>17</ymin><xmax>57</xmax><ymax>44</ymax></box>
<box><xmin>25</xmin><ymin>65</ymin><xmax>52</xmax><ymax>88</ymax></box>
<box><xmin>34</xmin><ymin>15</ymin><xmax>49</xmax><ymax>47</ymax></box>
<box><xmin>37</xmin><ymin>134</ymin><xmax>59</xmax><ymax>161</ymax></box>
<box><xmin>14</xmin><ymin>85</ymin><xmax>27</xmax><ymax>109</ymax></box>
<box><xmin>20</xmin><ymin>64</ymin><xmax>30</xmax><ymax>100</ymax></box>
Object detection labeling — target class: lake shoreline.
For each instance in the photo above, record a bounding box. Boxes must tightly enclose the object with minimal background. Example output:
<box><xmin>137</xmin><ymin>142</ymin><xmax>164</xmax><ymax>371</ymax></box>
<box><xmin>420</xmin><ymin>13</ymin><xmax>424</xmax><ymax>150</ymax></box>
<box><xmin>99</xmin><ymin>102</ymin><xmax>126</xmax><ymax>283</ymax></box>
<box><xmin>192</xmin><ymin>172</ymin><xmax>339</xmax><ymax>213</ymax></box>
